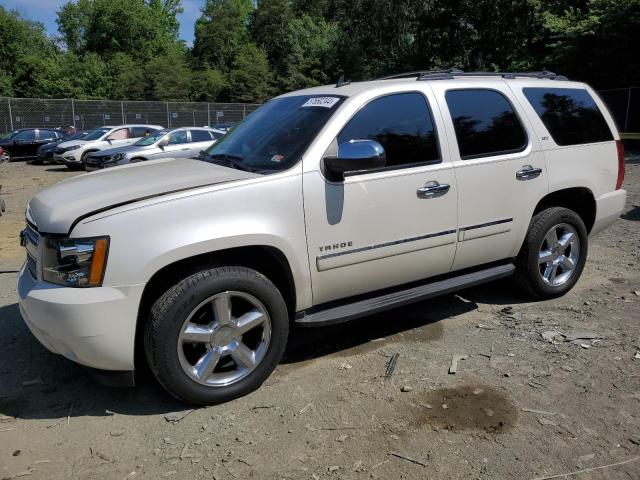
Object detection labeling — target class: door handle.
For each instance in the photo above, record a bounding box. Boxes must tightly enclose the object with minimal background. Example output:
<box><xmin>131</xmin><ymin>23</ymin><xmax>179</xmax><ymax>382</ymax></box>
<box><xmin>516</xmin><ymin>165</ymin><xmax>543</xmax><ymax>180</ymax></box>
<box><xmin>417</xmin><ymin>181</ymin><xmax>450</xmax><ymax>198</ymax></box>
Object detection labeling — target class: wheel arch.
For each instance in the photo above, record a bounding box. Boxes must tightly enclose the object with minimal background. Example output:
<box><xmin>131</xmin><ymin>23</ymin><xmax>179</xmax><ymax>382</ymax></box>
<box><xmin>134</xmin><ymin>245</ymin><xmax>297</xmax><ymax>371</ymax></box>
<box><xmin>533</xmin><ymin>187</ymin><xmax>596</xmax><ymax>233</ymax></box>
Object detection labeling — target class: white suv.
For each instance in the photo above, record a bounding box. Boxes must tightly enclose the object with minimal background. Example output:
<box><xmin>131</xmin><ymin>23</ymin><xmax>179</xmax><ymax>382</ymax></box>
<box><xmin>18</xmin><ymin>71</ymin><xmax>626</xmax><ymax>405</ymax></box>
<box><xmin>53</xmin><ymin>124</ymin><xmax>163</xmax><ymax>169</ymax></box>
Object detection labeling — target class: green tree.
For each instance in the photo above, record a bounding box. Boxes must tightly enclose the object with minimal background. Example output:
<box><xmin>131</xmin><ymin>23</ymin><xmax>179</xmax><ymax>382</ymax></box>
<box><xmin>108</xmin><ymin>53</ymin><xmax>146</xmax><ymax>100</ymax></box>
<box><xmin>191</xmin><ymin>67</ymin><xmax>228</xmax><ymax>101</ymax></box>
<box><xmin>193</xmin><ymin>0</ymin><xmax>254</xmax><ymax>71</ymax></box>
<box><xmin>280</xmin><ymin>15</ymin><xmax>339</xmax><ymax>90</ymax></box>
<box><xmin>229</xmin><ymin>43</ymin><xmax>274</xmax><ymax>102</ymax></box>
<box><xmin>57</xmin><ymin>0</ymin><xmax>183</xmax><ymax>60</ymax></box>
<box><xmin>251</xmin><ymin>0</ymin><xmax>293</xmax><ymax>73</ymax></box>
<box><xmin>145</xmin><ymin>46</ymin><xmax>192</xmax><ymax>100</ymax></box>
<box><xmin>542</xmin><ymin>0</ymin><xmax>640</xmax><ymax>88</ymax></box>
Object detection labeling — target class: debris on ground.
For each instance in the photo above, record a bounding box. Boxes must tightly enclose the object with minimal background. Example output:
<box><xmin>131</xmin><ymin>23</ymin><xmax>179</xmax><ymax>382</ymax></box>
<box><xmin>400</xmin><ymin>385</ymin><xmax>413</xmax><ymax>392</ymax></box>
<box><xmin>541</xmin><ymin>331</ymin><xmax>564</xmax><ymax>343</ymax></box>
<box><xmin>385</xmin><ymin>353</ymin><xmax>400</xmax><ymax>379</ymax></box>
<box><xmin>449</xmin><ymin>354</ymin><xmax>468</xmax><ymax>374</ymax></box>
<box><xmin>564</xmin><ymin>331</ymin><xmax>600</xmax><ymax>342</ymax></box>
<box><xmin>339</xmin><ymin>361</ymin><xmax>352</xmax><ymax>370</ymax></box>
<box><xmin>522</xmin><ymin>408</ymin><xmax>556</xmax><ymax>416</ymax></box>
<box><xmin>389</xmin><ymin>451</ymin><xmax>428</xmax><ymax>467</ymax></box>
<box><xmin>164</xmin><ymin>410</ymin><xmax>194</xmax><ymax>423</ymax></box>
<box><xmin>629</xmin><ymin>434</ymin><xmax>640</xmax><ymax>445</ymax></box>
<box><xmin>538</xmin><ymin>418</ymin><xmax>557</xmax><ymax>426</ymax></box>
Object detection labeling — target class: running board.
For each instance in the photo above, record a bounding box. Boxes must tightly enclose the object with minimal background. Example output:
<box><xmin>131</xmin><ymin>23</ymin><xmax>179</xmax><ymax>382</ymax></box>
<box><xmin>296</xmin><ymin>263</ymin><xmax>515</xmax><ymax>327</ymax></box>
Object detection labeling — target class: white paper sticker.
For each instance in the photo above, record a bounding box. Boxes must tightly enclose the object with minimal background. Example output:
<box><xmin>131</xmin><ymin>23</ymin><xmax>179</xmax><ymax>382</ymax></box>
<box><xmin>302</xmin><ymin>97</ymin><xmax>340</xmax><ymax>108</ymax></box>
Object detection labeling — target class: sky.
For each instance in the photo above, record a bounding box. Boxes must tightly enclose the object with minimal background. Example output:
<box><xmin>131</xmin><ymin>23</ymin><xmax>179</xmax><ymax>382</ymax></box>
<box><xmin>1</xmin><ymin>0</ymin><xmax>203</xmax><ymax>46</ymax></box>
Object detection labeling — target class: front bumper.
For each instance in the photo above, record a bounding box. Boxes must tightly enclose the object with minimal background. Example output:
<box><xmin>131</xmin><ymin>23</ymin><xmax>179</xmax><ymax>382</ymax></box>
<box><xmin>17</xmin><ymin>263</ymin><xmax>145</xmax><ymax>371</ymax></box>
<box><xmin>53</xmin><ymin>152</ymin><xmax>82</xmax><ymax>166</ymax></box>
<box><xmin>591</xmin><ymin>189</ymin><xmax>627</xmax><ymax>236</ymax></box>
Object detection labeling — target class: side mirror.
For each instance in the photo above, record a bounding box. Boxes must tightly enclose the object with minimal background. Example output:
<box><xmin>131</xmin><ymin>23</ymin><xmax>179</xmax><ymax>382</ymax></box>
<box><xmin>158</xmin><ymin>138</ymin><xmax>169</xmax><ymax>149</ymax></box>
<box><xmin>323</xmin><ymin>140</ymin><xmax>386</xmax><ymax>181</ymax></box>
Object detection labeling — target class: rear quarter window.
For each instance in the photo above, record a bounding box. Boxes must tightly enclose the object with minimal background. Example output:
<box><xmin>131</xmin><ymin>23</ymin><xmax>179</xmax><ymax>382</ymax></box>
<box><xmin>522</xmin><ymin>88</ymin><xmax>613</xmax><ymax>146</ymax></box>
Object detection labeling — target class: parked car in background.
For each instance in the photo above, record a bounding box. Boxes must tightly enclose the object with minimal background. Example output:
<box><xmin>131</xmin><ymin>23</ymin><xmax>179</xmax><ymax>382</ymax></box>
<box><xmin>85</xmin><ymin>127</ymin><xmax>223</xmax><ymax>171</ymax></box>
<box><xmin>0</xmin><ymin>128</ymin><xmax>67</xmax><ymax>161</ymax></box>
<box><xmin>0</xmin><ymin>146</ymin><xmax>7</xmax><ymax>163</ymax></box>
<box><xmin>214</xmin><ymin>123</ymin><xmax>235</xmax><ymax>133</ymax></box>
<box><xmin>53</xmin><ymin>124</ymin><xmax>163</xmax><ymax>170</ymax></box>
<box><xmin>34</xmin><ymin>130</ymin><xmax>88</xmax><ymax>165</ymax></box>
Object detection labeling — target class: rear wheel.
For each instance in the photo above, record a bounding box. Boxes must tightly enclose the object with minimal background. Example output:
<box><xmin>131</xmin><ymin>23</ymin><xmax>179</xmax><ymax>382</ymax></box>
<box><xmin>144</xmin><ymin>266</ymin><xmax>289</xmax><ymax>405</ymax></box>
<box><xmin>1</xmin><ymin>151</ymin><xmax>12</xmax><ymax>163</ymax></box>
<box><xmin>515</xmin><ymin>207</ymin><xmax>588</xmax><ymax>299</ymax></box>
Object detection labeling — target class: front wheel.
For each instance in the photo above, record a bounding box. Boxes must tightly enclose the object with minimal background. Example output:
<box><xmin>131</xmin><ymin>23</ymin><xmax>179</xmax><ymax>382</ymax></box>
<box><xmin>515</xmin><ymin>207</ymin><xmax>588</xmax><ymax>299</ymax></box>
<box><xmin>144</xmin><ymin>266</ymin><xmax>289</xmax><ymax>405</ymax></box>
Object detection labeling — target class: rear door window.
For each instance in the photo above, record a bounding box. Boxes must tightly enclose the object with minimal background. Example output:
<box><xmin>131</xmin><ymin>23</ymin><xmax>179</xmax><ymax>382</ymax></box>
<box><xmin>337</xmin><ymin>92</ymin><xmax>440</xmax><ymax>169</ymax></box>
<box><xmin>38</xmin><ymin>129</ymin><xmax>58</xmax><ymax>141</ymax></box>
<box><xmin>190</xmin><ymin>130</ymin><xmax>214</xmax><ymax>142</ymax></box>
<box><xmin>445</xmin><ymin>89</ymin><xmax>527</xmax><ymax>159</ymax></box>
<box><xmin>522</xmin><ymin>88</ymin><xmax>613</xmax><ymax>146</ymax></box>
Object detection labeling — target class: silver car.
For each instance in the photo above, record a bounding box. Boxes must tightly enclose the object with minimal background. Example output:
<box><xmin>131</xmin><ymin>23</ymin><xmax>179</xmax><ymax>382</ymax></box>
<box><xmin>85</xmin><ymin>127</ymin><xmax>224</xmax><ymax>170</ymax></box>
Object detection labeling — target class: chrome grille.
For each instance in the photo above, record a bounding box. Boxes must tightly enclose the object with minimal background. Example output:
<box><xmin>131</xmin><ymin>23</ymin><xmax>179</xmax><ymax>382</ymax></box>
<box><xmin>23</xmin><ymin>223</ymin><xmax>40</xmax><ymax>279</ymax></box>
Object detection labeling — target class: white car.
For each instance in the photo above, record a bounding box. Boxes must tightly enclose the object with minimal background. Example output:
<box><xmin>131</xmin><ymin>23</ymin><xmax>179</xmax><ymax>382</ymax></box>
<box><xmin>18</xmin><ymin>70</ymin><xmax>626</xmax><ymax>405</ymax></box>
<box><xmin>53</xmin><ymin>124</ymin><xmax>163</xmax><ymax>169</ymax></box>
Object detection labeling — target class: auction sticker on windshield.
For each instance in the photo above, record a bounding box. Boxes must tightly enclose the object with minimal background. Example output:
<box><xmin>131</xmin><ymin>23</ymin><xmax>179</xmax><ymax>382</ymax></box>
<box><xmin>302</xmin><ymin>97</ymin><xmax>341</xmax><ymax>108</ymax></box>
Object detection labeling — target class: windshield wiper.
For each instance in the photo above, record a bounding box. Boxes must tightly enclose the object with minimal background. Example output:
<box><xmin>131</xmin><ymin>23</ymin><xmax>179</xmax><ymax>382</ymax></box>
<box><xmin>207</xmin><ymin>154</ymin><xmax>258</xmax><ymax>173</ymax></box>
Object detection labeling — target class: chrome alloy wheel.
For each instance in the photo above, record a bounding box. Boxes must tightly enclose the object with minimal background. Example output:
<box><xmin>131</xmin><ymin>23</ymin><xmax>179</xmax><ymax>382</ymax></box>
<box><xmin>177</xmin><ymin>291</ymin><xmax>271</xmax><ymax>387</ymax></box>
<box><xmin>538</xmin><ymin>223</ymin><xmax>580</xmax><ymax>287</ymax></box>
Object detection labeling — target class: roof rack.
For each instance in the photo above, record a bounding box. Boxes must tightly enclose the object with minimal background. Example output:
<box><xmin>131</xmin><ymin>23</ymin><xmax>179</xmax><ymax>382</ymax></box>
<box><xmin>379</xmin><ymin>69</ymin><xmax>464</xmax><ymax>80</ymax></box>
<box><xmin>379</xmin><ymin>69</ymin><xmax>567</xmax><ymax>81</ymax></box>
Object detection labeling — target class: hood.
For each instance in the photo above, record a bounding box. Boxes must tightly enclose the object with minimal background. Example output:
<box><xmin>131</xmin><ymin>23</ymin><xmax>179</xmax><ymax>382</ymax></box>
<box><xmin>28</xmin><ymin>159</ymin><xmax>258</xmax><ymax>233</ymax></box>
<box><xmin>92</xmin><ymin>145</ymin><xmax>144</xmax><ymax>158</ymax></box>
<box><xmin>57</xmin><ymin>140</ymin><xmax>88</xmax><ymax>149</ymax></box>
<box><xmin>39</xmin><ymin>140</ymin><xmax>63</xmax><ymax>151</ymax></box>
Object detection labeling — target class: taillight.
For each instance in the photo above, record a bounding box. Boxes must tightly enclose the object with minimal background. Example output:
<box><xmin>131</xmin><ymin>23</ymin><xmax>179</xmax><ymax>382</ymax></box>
<box><xmin>615</xmin><ymin>140</ymin><xmax>625</xmax><ymax>190</ymax></box>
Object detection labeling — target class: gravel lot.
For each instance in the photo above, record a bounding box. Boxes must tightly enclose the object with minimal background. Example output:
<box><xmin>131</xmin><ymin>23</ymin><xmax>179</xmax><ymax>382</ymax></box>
<box><xmin>0</xmin><ymin>158</ymin><xmax>639</xmax><ymax>480</ymax></box>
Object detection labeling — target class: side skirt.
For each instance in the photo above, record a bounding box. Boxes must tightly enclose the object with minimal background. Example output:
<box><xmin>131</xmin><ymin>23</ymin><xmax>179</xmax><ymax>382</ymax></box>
<box><xmin>295</xmin><ymin>263</ymin><xmax>515</xmax><ymax>327</ymax></box>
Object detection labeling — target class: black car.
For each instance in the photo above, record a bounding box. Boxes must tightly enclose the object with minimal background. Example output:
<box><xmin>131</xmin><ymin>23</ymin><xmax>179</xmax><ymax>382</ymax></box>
<box><xmin>0</xmin><ymin>128</ymin><xmax>67</xmax><ymax>161</ymax></box>
<box><xmin>34</xmin><ymin>130</ymin><xmax>87</xmax><ymax>164</ymax></box>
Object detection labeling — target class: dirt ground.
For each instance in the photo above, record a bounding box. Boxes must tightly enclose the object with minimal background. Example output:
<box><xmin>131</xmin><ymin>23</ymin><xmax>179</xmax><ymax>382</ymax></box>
<box><xmin>0</xmin><ymin>157</ymin><xmax>639</xmax><ymax>480</ymax></box>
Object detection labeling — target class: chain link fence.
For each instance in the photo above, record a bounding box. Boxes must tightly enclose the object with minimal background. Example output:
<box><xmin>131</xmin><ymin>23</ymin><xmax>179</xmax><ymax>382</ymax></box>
<box><xmin>2</xmin><ymin>88</ymin><xmax>637</xmax><ymax>137</ymax></box>
<box><xmin>0</xmin><ymin>97</ymin><xmax>261</xmax><ymax>133</ymax></box>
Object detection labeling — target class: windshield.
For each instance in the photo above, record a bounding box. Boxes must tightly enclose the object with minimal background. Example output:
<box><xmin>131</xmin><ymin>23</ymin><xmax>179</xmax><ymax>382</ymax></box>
<box><xmin>1</xmin><ymin>131</ymin><xmax>16</xmax><ymax>140</ymax></box>
<box><xmin>135</xmin><ymin>129</ymin><xmax>170</xmax><ymax>146</ymax></box>
<box><xmin>83</xmin><ymin>127</ymin><xmax>112</xmax><ymax>141</ymax></box>
<box><xmin>203</xmin><ymin>95</ymin><xmax>345</xmax><ymax>173</ymax></box>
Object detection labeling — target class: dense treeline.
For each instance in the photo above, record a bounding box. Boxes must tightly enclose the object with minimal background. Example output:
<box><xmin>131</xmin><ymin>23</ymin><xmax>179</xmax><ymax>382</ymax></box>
<box><xmin>0</xmin><ymin>0</ymin><xmax>638</xmax><ymax>103</ymax></box>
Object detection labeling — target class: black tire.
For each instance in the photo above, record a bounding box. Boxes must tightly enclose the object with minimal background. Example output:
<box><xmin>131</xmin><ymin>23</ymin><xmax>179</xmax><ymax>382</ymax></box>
<box><xmin>80</xmin><ymin>150</ymin><xmax>97</xmax><ymax>170</ymax></box>
<box><xmin>515</xmin><ymin>207</ymin><xmax>588</xmax><ymax>299</ymax></box>
<box><xmin>144</xmin><ymin>266</ymin><xmax>289</xmax><ymax>405</ymax></box>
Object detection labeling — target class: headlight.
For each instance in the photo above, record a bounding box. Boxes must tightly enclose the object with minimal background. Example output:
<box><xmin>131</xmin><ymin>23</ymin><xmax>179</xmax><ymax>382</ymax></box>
<box><xmin>64</xmin><ymin>145</ymin><xmax>81</xmax><ymax>152</ymax></box>
<box><xmin>42</xmin><ymin>236</ymin><xmax>109</xmax><ymax>287</ymax></box>
<box><xmin>113</xmin><ymin>152</ymin><xmax>126</xmax><ymax>161</ymax></box>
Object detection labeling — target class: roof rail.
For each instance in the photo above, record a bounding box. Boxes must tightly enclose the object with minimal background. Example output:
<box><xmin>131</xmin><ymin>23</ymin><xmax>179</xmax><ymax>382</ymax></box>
<box><xmin>379</xmin><ymin>69</ymin><xmax>568</xmax><ymax>81</ymax></box>
<box><xmin>379</xmin><ymin>69</ymin><xmax>464</xmax><ymax>80</ymax></box>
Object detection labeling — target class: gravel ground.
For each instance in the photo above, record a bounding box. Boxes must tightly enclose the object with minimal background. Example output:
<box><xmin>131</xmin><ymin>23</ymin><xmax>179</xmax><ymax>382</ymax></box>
<box><xmin>0</xmin><ymin>158</ymin><xmax>639</xmax><ymax>480</ymax></box>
